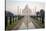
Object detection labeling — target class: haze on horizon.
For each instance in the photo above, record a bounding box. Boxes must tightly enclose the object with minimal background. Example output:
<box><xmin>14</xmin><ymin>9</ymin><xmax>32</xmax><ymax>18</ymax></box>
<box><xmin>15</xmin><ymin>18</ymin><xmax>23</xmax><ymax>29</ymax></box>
<box><xmin>6</xmin><ymin>0</ymin><xmax>45</xmax><ymax>15</ymax></box>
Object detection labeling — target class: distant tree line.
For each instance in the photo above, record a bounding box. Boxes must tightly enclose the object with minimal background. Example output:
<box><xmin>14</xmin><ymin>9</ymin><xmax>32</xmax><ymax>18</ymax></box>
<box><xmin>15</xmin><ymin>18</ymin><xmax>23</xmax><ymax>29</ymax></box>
<box><xmin>36</xmin><ymin>9</ymin><xmax>45</xmax><ymax>24</ymax></box>
<box><xmin>5</xmin><ymin>11</ymin><xmax>14</xmax><ymax>29</ymax></box>
<box><xmin>5</xmin><ymin>11</ymin><xmax>24</xmax><ymax>29</ymax></box>
<box><xmin>30</xmin><ymin>9</ymin><xmax>45</xmax><ymax>24</ymax></box>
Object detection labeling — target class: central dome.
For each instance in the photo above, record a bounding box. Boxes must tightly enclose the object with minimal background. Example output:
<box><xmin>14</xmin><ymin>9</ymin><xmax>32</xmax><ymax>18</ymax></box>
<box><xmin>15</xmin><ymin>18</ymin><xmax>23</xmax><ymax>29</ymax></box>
<box><xmin>25</xmin><ymin>4</ymin><xmax>29</xmax><ymax>9</ymax></box>
<box><xmin>22</xmin><ymin>4</ymin><xmax>31</xmax><ymax>16</ymax></box>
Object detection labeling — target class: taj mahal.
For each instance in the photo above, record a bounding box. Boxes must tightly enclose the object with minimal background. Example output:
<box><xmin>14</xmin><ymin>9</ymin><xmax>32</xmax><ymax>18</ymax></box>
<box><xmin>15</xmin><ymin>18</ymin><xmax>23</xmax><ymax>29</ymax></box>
<box><xmin>18</xmin><ymin>4</ymin><xmax>32</xmax><ymax>16</ymax></box>
<box><xmin>22</xmin><ymin>5</ymin><xmax>31</xmax><ymax>16</ymax></box>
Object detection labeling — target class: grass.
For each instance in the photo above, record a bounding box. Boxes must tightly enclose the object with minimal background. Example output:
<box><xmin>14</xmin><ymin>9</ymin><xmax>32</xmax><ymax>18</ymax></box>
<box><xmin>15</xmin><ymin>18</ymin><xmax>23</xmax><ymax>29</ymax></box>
<box><xmin>6</xmin><ymin>17</ymin><xmax>18</xmax><ymax>30</ymax></box>
<box><xmin>6</xmin><ymin>21</ymin><xmax>18</xmax><ymax>30</ymax></box>
<box><xmin>31</xmin><ymin>17</ymin><xmax>45</xmax><ymax>28</ymax></box>
<box><xmin>6</xmin><ymin>16</ymin><xmax>24</xmax><ymax>30</ymax></box>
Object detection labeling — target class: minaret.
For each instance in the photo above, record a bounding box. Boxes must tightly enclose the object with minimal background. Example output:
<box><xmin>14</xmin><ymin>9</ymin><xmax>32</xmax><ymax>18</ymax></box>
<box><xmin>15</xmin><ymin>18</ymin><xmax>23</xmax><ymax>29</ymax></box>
<box><xmin>35</xmin><ymin>6</ymin><xmax>36</xmax><ymax>16</ymax></box>
<box><xmin>20</xmin><ymin>8</ymin><xmax>21</xmax><ymax>15</ymax></box>
<box><xmin>17</xmin><ymin>6</ymin><xmax>19</xmax><ymax>15</ymax></box>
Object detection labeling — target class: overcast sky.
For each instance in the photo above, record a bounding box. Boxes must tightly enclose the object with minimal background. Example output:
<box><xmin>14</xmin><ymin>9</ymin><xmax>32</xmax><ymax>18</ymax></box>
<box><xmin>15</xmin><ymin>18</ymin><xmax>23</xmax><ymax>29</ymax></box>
<box><xmin>6</xmin><ymin>0</ymin><xmax>45</xmax><ymax>15</ymax></box>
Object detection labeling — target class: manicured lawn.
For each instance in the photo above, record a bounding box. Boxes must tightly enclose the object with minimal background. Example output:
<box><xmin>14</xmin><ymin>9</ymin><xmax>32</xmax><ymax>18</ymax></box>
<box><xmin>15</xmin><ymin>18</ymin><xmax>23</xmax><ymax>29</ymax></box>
<box><xmin>6</xmin><ymin>16</ymin><xmax>24</xmax><ymax>30</ymax></box>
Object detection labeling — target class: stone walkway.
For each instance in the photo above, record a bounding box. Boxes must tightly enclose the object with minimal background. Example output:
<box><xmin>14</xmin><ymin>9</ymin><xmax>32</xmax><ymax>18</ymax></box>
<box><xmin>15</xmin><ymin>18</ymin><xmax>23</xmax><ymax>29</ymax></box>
<box><xmin>12</xmin><ymin>16</ymin><xmax>36</xmax><ymax>30</ymax></box>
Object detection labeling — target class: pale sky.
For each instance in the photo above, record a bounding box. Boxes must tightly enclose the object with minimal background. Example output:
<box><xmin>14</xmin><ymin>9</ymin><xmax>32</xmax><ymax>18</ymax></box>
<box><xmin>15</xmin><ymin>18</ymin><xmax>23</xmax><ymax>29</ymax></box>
<box><xmin>6</xmin><ymin>0</ymin><xmax>45</xmax><ymax>15</ymax></box>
